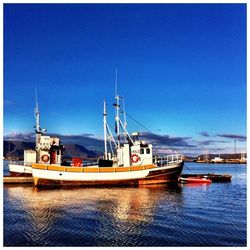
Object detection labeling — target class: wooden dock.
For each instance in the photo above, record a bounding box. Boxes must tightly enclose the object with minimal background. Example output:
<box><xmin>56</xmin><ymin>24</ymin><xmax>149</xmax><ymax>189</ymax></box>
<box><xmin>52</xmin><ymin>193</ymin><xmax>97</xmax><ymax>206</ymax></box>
<box><xmin>3</xmin><ymin>176</ymin><xmax>34</xmax><ymax>185</ymax></box>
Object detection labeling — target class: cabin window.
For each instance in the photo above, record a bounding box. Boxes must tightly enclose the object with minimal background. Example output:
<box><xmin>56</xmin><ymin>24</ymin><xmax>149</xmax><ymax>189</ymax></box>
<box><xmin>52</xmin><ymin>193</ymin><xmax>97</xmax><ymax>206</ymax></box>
<box><xmin>140</xmin><ymin>148</ymin><xmax>144</xmax><ymax>154</ymax></box>
<box><xmin>146</xmin><ymin>148</ymin><xmax>150</xmax><ymax>154</ymax></box>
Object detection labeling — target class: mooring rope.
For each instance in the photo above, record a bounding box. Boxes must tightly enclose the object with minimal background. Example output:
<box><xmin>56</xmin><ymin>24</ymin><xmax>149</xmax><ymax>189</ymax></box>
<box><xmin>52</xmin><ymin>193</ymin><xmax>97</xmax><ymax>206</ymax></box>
<box><xmin>125</xmin><ymin>112</ymin><xmax>193</xmax><ymax>171</ymax></box>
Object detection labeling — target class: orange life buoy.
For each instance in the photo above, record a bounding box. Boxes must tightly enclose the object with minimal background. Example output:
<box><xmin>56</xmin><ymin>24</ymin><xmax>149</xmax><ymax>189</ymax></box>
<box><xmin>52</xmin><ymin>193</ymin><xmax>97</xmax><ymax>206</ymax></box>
<box><xmin>131</xmin><ymin>154</ymin><xmax>140</xmax><ymax>163</ymax></box>
<box><xmin>41</xmin><ymin>154</ymin><xmax>50</xmax><ymax>163</ymax></box>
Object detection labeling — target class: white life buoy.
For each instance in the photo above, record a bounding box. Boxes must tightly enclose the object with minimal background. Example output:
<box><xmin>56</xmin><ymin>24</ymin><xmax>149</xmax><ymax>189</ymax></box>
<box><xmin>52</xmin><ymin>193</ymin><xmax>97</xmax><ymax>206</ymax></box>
<box><xmin>131</xmin><ymin>154</ymin><xmax>140</xmax><ymax>163</ymax></box>
<box><xmin>41</xmin><ymin>154</ymin><xmax>50</xmax><ymax>163</ymax></box>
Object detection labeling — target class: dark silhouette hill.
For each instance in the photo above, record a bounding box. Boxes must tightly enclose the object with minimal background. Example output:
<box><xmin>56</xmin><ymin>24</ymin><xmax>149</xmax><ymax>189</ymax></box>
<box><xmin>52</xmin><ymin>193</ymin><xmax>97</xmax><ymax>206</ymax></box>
<box><xmin>3</xmin><ymin>141</ymin><xmax>99</xmax><ymax>160</ymax></box>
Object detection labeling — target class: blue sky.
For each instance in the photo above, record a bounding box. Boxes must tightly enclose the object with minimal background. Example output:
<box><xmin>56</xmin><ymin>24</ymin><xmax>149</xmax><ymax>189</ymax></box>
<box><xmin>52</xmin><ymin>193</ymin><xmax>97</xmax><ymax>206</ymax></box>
<box><xmin>3</xmin><ymin>3</ymin><xmax>246</xmax><ymax>156</ymax></box>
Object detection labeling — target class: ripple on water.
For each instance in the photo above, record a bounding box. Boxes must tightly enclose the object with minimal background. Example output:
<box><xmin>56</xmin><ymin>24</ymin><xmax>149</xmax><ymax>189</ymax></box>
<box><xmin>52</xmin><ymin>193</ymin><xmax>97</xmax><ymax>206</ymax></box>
<box><xmin>3</xmin><ymin>163</ymin><xmax>247</xmax><ymax>246</ymax></box>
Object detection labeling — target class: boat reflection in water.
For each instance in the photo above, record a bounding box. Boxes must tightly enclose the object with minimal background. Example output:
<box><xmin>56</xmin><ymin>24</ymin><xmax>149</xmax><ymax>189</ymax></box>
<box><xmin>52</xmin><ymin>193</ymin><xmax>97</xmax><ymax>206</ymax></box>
<box><xmin>4</xmin><ymin>185</ymin><xmax>183</xmax><ymax>246</ymax></box>
<box><xmin>180</xmin><ymin>182</ymin><xmax>212</xmax><ymax>188</ymax></box>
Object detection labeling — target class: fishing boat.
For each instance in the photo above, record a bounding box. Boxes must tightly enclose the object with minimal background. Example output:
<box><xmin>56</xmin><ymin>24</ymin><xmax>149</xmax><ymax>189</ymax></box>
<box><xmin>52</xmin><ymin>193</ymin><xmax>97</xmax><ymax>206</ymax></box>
<box><xmin>8</xmin><ymin>91</ymin><xmax>64</xmax><ymax>176</ymax></box>
<box><xmin>32</xmin><ymin>93</ymin><xmax>184</xmax><ymax>187</ymax></box>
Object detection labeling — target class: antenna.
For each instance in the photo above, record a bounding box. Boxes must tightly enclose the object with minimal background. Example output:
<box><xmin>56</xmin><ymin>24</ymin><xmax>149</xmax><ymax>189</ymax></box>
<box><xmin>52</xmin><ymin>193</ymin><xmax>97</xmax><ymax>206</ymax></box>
<box><xmin>35</xmin><ymin>87</ymin><xmax>38</xmax><ymax>112</ymax></box>
<box><xmin>115</xmin><ymin>68</ymin><xmax>118</xmax><ymax>97</ymax></box>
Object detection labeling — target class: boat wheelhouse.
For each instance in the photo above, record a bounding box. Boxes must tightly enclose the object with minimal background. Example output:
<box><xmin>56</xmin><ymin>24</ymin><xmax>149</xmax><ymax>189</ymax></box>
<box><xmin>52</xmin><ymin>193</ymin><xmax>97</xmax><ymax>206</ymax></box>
<box><xmin>8</xmin><ymin>90</ymin><xmax>63</xmax><ymax>176</ymax></box>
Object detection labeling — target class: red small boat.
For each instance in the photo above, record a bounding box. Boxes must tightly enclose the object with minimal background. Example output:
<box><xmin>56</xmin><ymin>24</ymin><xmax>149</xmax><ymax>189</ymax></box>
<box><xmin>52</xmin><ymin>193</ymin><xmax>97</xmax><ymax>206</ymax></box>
<box><xmin>180</xmin><ymin>176</ymin><xmax>212</xmax><ymax>184</ymax></box>
<box><xmin>180</xmin><ymin>173</ymin><xmax>231</xmax><ymax>183</ymax></box>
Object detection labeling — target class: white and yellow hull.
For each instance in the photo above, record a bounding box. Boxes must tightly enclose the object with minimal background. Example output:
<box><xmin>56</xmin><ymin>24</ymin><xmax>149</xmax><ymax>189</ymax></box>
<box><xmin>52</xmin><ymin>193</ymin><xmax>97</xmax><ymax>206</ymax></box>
<box><xmin>32</xmin><ymin>162</ymin><xmax>184</xmax><ymax>187</ymax></box>
<box><xmin>9</xmin><ymin>163</ymin><xmax>33</xmax><ymax>177</ymax></box>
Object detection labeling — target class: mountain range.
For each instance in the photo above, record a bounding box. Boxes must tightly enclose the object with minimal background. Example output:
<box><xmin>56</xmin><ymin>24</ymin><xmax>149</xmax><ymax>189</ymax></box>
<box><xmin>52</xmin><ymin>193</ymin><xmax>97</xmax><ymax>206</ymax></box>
<box><xmin>4</xmin><ymin>140</ymin><xmax>245</xmax><ymax>161</ymax></box>
<box><xmin>3</xmin><ymin>140</ymin><xmax>99</xmax><ymax>160</ymax></box>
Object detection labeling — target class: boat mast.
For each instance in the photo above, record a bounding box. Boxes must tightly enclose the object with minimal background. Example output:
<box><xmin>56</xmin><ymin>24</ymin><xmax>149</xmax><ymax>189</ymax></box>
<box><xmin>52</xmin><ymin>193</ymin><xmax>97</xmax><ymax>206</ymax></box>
<box><xmin>34</xmin><ymin>88</ymin><xmax>47</xmax><ymax>148</ymax></box>
<box><xmin>34</xmin><ymin>88</ymin><xmax>42</xmax><ymax>162</ymax></box>
<box><xmin>121</xmin><ymin>97</ymin><xmax>127</xmax><ymax>128</ymax></box>
<box><xmin>113</xmin><ymin>70</ymin><xmax>134</xmax><ymax>146</ymax></box>
<box><xmin>103</xmin><ymin>99</ymin><xmax>117</xmax><ymax>159</ymax></box>
<box><xmin>114</xmin><ymin>69</ymin><xmax>121</xmax><ymax>148</ymax></box>
<box><xmin>103</xmin><ymin>100</ymin><xmax>108</xmax><ymax>160</ymax></box>
<box><xmin>34</xmin><ymin>88</ymin><xmax>41</xmax><ymax>134</ymax></box>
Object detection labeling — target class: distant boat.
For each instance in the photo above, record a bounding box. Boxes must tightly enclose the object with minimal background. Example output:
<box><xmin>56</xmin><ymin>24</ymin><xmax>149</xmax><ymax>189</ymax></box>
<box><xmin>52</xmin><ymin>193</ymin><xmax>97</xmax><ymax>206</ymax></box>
<box><xmin>180</xmin><ymin>176</ymin><xmax>212</xmax><ymax>184</ymax></box>
<box><xmin>181</xmin><ymin>174</ymin><xmax>232</xmax><ymax>183</ymax></box>
<box><xmin>32</xmin><ymin>92</ymin><xmax>184</xmax><ymax>187</ymax></box>
<box><xmin>210</xmin><ymin>156</ymin><xmax>224</xmax><ymax>163</ymax></box>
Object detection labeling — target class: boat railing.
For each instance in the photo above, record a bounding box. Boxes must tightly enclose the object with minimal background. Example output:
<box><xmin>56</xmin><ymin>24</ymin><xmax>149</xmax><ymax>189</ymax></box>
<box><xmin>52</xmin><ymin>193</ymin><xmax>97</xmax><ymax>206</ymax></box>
<box><xmin>10</xmin><ymin>155</ymin><xmax>182</xmax><ymax>168</ymax></box>
<box><xmin>9</xmin><ymin>161</ymin><xmax>34</xmax><ymax>166</ymax></box>
<box><xmin>153</xmin><ymin>154</ymin><xmax>182</xmax><ymax>167</ymax></box>
<box><xmin>139</xmin><ymin>157</ymin><xmax>154</xmax><ymax>166</ymax></box>
<box><xmin>80</xmin><ymin>161</ymin><xmax>99</xmax><ymax>167</ymax></box>
<box><xmin>9</xmin><ymin>160</ymin><xmax>99</xmax><ymax>167</ymax></box>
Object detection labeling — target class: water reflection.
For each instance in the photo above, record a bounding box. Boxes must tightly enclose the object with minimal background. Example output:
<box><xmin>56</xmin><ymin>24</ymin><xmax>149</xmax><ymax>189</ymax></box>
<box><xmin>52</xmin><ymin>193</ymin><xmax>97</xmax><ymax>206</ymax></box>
<box><xmin>4</xmin><ymin>162</ymin><xmax>246</xmax><ymax>246</ymax></box>
<box><xmin>4</xmin><ymin>185</ymin><xmax>184</xmax><ymax>246</ymax></box>
<box><xmin>180</xmin><ymin>182</ymin><xmax>212</xmax><ymax>189</ymax></box>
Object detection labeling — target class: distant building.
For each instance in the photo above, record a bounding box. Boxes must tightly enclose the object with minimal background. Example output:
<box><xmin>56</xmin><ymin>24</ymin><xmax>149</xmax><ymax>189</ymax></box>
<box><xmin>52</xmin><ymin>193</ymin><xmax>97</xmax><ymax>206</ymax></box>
<box><xmin>240</xmin><ymin>155</ymin><xmax>247</xmax><ymax>164</ymax></box>
<box><xmin>210</xmin><ymin>157</ymin><xmax>224</xmax><ymax>163</ymax></box>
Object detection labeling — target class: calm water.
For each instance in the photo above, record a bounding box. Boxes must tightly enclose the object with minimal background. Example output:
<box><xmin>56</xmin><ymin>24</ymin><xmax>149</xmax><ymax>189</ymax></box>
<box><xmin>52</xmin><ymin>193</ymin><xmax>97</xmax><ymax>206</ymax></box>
<box><xmin>3</xmin><ymin>161</ymin><xmax>246</xmax><ymax>246</ymax></box>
